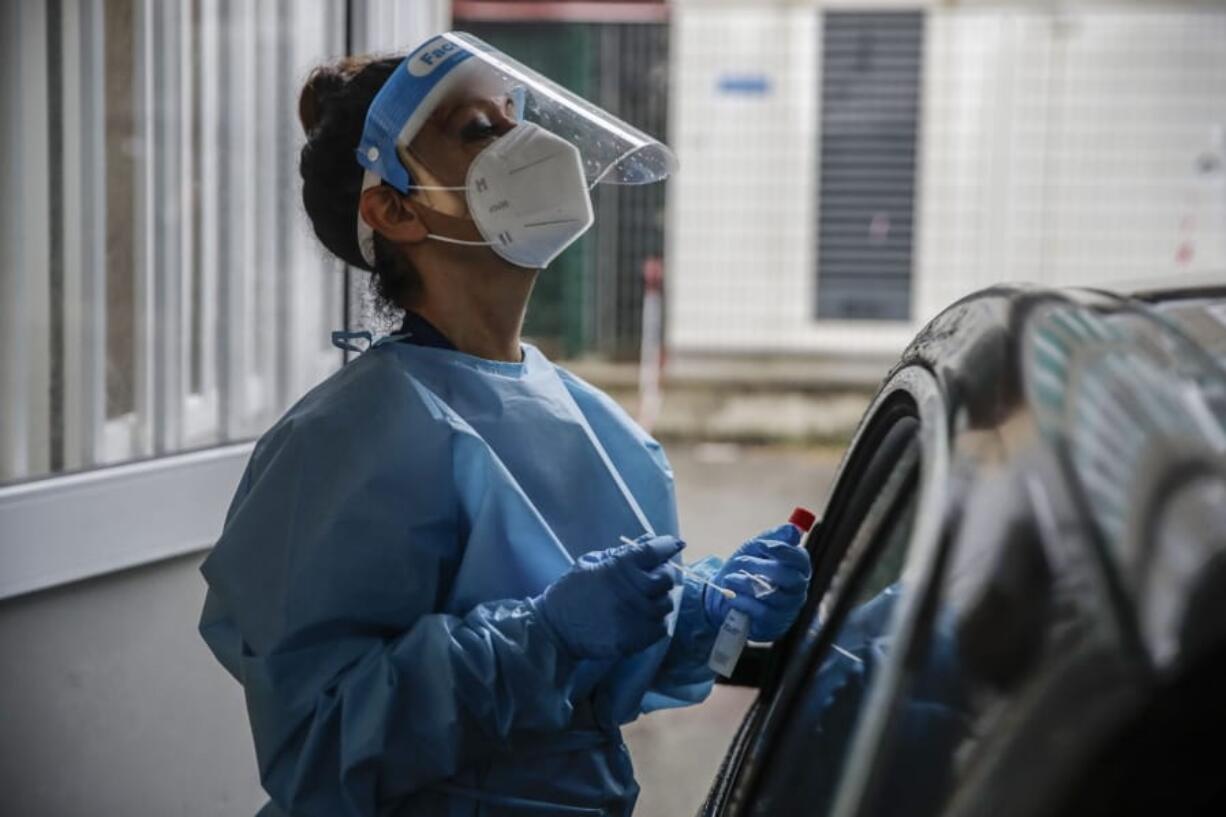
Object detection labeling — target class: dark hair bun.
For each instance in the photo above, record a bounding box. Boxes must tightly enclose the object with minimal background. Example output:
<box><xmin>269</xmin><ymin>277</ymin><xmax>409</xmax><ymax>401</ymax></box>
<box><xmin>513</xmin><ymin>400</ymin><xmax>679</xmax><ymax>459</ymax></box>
<box><xmin>298</xmin><ymin>53</ymin><xmax>416</xmax><ymax>297</ymax></box>
<box><xmin>298</xmin><ymin>66</ymin><xmax>348</xmax><ymax>136</ymax></box>
<box><xmin>298</xmin><ymin>56</ymin><xmax>384</xmax><ymax>137</ymax></box>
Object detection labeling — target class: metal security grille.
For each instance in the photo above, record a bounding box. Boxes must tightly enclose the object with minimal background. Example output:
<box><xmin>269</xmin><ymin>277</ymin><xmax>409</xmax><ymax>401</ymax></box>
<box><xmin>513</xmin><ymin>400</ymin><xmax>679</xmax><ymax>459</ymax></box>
<box><xmin>460</xmin><ymin>20</ymin><xmax>670</xmax><ymax>359</ymax></box>
<box><xmin>816</xmin><ymin>11</ymin><xmax>924</xmax><ymax>321</ymax></box>
<box><xmin>592</xmin><ymin>22</ymin><xmax>670</xmax><ymax>359</ymax></box>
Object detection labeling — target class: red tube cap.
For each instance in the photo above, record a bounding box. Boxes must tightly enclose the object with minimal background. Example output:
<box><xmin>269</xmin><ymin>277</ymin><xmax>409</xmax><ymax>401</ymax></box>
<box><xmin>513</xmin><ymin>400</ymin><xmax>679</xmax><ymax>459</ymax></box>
<box><xmin>788</xmin><ymin>507</ymin><xmax>817</xmax><ymax>533</ymax></box>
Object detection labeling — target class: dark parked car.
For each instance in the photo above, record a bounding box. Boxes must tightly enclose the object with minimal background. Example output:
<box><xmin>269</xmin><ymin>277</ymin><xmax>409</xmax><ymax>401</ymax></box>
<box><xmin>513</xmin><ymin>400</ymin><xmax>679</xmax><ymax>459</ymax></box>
<box><xmin>701</xmin><ymin>277</ymin><xmax>1226</xmax><ymax>817</ymax></box>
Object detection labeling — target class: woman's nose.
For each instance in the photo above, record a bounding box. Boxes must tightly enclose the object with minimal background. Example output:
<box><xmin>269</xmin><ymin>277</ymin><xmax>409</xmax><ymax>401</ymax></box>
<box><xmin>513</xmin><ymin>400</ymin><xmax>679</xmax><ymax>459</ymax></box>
<box><xmin>492</xmin><ymin>108</ymin><xmax>518</xmax><ymax>136</ymax></box>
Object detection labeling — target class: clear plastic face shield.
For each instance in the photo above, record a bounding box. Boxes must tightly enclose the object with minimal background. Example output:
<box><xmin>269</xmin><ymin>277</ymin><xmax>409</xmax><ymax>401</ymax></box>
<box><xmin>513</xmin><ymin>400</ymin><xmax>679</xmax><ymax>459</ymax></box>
<box><xmin>355</xmin><ymin>32</ymin><xmax>678</xmax><ymax>269</ymax></box>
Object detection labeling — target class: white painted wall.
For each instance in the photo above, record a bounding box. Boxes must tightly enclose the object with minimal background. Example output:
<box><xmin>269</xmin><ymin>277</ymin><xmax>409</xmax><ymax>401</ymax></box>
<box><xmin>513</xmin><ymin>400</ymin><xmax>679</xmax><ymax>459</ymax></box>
<box><xmin>918</xmin><ymin>6</ymin><xmax>1226</xmax><ymax>319</ymax></box>
<box><xmin>0</xmin><ymin>553</ymin><xmax>266</xmax><ymax>817</ymax></box>
<box><xmin>668</xmin><ymin>5</ymin><xmax>835</xmax><ymax>354</ymax></box>
<box><xmin>668</xmin><ymin>1</ymin><xmax>1226</xmax><ymax>357</ymax></box>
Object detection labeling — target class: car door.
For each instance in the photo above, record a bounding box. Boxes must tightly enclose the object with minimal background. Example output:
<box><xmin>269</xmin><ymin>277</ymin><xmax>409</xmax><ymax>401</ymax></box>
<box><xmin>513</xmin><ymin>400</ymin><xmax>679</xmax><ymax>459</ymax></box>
<box><xmin>700</xmin><ymin>363</ymin><xmax>953</xmax><ymax>817</ymax></box>
<box><xmin>822</xmin><ymin>291</ymin><xmax>1226</xmax><ymax>817</ymax></box>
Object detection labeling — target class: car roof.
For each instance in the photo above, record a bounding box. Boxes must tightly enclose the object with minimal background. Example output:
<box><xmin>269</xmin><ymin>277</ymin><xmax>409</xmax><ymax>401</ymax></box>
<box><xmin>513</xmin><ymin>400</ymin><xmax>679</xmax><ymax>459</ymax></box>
<box><xmin>1084</xmin><ymin>271</ymin><xmax>1226</xmax><ymax>301</ymax></box>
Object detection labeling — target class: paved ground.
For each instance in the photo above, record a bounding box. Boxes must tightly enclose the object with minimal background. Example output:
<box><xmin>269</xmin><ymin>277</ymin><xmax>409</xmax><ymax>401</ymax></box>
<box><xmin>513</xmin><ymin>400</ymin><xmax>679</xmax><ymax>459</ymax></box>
<box><xmin>623</xmin><ymin>442</ymin><xmax>842</xmax><ymax>817</ymax></box>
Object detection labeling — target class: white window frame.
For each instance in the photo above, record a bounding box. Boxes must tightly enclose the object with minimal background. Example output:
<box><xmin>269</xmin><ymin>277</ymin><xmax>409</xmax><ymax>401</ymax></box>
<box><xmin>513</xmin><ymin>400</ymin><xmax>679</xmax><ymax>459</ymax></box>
<box><xmin>0</xmin><ymin>443</ymin><xmax>253</xmax><ymax>601</ymax></box>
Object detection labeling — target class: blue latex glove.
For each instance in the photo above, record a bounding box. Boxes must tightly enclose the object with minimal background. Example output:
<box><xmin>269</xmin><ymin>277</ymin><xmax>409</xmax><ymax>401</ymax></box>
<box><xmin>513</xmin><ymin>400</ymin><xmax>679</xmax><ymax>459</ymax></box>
<box><xmin>535</xmin><ymin>536</ymin><xmax>684</xmax><ymax>658</ymax></box>
<box><xmin>704</xmin><ymin>523</ymin><xmax>812</xmax><ymax>641</ymax></box>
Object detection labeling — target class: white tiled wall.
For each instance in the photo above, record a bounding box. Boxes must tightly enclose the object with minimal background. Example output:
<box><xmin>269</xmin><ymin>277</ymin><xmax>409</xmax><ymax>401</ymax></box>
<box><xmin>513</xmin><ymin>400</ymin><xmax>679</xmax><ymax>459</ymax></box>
<box><xmin>918</xmin><ymin>7</ymin><xmax>1226</xmax><ymax>320</ymax></box>
<box><xmin>668</xmin><ymin>2</ymin><xmax>1226</xmax><ymax>357</ymax></box>
<box><xmin>668</xmin><ymin>5</ymin><xmax>823</xmax><ymax>354</ymax></box>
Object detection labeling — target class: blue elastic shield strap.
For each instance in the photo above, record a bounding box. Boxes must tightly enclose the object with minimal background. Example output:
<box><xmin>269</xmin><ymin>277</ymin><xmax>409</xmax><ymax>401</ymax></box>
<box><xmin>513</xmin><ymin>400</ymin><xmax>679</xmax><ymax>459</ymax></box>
<box><xmin>354</xmin><ymin>35</ymin><xmax>476</xmax><ymax>193</ymax></box>
<box><xmin>330</xmin><ymin>330</ymin><xmax>373</xmax><ymax>354</ymax></box>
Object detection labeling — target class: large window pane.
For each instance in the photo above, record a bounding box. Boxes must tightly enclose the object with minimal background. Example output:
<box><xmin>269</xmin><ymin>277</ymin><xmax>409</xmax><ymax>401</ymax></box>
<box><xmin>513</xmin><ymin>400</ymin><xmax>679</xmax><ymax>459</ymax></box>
<box><xmin>1</xmin><ymin>3</ymin><xmax>54</xmax><ymax>484</ymax></box>
<box><xmin>1</xmin><ymin>0</ymin><xmax>349</xmax><ymax>486</ymax></box>
<box><xmin>105</xmin><ymin>0</ymin><xmax>137</xmax><ymax>425</ymax></box>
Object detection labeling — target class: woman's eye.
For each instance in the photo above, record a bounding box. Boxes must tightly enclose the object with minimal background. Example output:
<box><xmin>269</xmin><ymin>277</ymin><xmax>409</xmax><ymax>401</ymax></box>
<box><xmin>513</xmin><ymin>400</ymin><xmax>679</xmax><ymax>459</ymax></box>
<box><xmin>460</xmin><ymin>119</ymin><xmax>498</xmax><ymax>142</ymax></box>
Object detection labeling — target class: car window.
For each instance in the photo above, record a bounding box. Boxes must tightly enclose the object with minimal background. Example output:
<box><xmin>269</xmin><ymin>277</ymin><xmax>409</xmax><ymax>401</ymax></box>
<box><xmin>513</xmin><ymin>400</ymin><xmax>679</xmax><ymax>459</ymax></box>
<box><xmin>745</xmin><ymin>437</ymin><xmax>921</xmax><ymax>817</ymax></box>
<box><xmin>853</xmin><ymin>459</ymin><xmax>1092</xmax><ymax>817</ymax></box>
<box><xmin>848</xmin><ymin>301</ymin><xmax>1226</xmax><ymax>817</ymax></box>
<box><xmin>843</xmin><ymin>529</ymin><xmax>975</xmax><ymax>817</ymax></box>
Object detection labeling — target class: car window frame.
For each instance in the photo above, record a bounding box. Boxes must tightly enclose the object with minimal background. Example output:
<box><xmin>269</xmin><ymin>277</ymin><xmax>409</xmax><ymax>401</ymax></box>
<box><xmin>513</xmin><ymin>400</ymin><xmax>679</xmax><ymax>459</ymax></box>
<box><xmin>709</xmin><ymin>364</ymin><xmax>951</xmax><ymax>817</ymax></box>
<box><xmin>827</xmin><ymin>365</ymin><xmax>952</xmax><ymax>817</ymax></box>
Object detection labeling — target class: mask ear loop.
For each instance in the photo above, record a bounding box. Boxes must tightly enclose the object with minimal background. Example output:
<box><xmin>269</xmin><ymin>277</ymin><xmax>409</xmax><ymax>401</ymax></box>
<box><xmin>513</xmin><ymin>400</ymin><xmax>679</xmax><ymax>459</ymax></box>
<box><xmin>421</xmin><ymin>233</ymin><xmax>491</xmax><ymax>247</ymax></box>
<box><xmin>358</xmin><ymin>174</ymin><xmax>492</xmax><ymax>256</ymax></box>
<box><xmin>399</xmin><ymin>145</ymin><xmax>494</xmax><ymax>247</ymax></box>
<box><xmin>402</xmin><ymin>183</ymin><xmax>494</xmax><ymax>247</ymax></box>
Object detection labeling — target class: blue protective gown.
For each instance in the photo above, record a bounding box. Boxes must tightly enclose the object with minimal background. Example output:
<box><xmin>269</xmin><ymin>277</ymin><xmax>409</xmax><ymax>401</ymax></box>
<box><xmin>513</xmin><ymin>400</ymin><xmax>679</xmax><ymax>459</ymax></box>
<box><xmin>198</xmin><ymin>338</ymin><xmax>719</xmax><ymax>817</ymax></box>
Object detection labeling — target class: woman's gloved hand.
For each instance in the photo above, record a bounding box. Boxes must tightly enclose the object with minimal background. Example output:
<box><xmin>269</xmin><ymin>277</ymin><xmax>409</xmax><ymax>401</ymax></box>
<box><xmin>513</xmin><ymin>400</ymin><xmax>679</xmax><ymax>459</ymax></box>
<box><xmin>704</xmin><ymin>523</ymin><xmax>812</xmax><ymax>641</ymax></box>
<box><xmin>533</xmin><ymin>536</ymin><xmax>683</xmax><ymax>659</ymax></box>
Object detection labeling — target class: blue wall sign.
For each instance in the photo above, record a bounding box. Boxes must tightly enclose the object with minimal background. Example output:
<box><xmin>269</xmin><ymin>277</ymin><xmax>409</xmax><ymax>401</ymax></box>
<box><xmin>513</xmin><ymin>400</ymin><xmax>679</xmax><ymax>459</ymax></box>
<box><xmin>716</xmin><ymin>74</ymin><xmax>771</xmax><ymax>96</ymax></box>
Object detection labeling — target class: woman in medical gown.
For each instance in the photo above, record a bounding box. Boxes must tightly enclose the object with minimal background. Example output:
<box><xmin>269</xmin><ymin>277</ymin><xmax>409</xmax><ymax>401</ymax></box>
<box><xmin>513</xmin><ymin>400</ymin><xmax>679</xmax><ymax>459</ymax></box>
<box><xmin>199</xmin><ymin>32</ymin><xmax>811</xmax><ymax>817</ymax></box>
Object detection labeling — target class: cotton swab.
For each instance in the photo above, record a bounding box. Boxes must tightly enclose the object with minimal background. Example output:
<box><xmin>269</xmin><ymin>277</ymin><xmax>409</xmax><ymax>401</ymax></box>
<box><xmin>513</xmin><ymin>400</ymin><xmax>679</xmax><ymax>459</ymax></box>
<box><xmin>619</xmin><ymin>536</ymin><xmax>736</xmax><ymax>599</ymax></box>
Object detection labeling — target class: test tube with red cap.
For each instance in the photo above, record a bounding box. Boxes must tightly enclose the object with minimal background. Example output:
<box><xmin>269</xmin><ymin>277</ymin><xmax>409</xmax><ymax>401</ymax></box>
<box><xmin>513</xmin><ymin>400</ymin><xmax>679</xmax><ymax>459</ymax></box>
<box><xmin>708</xmin><ymin>507</ymin><xmax>816</xmax><ymax>677</ymax></box>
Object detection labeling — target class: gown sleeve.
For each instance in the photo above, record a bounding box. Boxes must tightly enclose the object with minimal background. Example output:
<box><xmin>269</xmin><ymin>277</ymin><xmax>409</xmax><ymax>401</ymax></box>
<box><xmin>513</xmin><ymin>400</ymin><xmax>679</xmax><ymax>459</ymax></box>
<box><xmin>638</xmin><ymin>572</ymin><xmax>721</xmax><ymax>713</ymax></box>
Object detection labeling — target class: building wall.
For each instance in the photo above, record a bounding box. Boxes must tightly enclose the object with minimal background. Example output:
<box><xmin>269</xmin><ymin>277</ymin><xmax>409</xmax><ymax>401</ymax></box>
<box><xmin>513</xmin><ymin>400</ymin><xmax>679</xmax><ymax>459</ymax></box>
<box><xmin>0</xmin><ymin>553</ymin><xmax>265</xmax><ymax>817</ymax></box>
<box><xmin>919</xmin><ymin>6</ymin><xmax>1226</xmax><ymax>319</ymax></box>
<box><xmin>667</xmin><ymin>1</ymin><xmax>1226</xmax><ymax>357</ymax></box>
<box><xmin>668</xmin><ymin>5</ymin><xmax>829</xmax><ymax>354</ymax></box>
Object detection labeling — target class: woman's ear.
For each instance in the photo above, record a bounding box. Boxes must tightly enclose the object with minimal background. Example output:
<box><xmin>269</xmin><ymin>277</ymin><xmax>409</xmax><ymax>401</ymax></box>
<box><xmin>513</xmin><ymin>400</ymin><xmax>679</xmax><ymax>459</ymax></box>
<box><xmin>358</xmin><ymin>186</ymin><xmax>429</xmax><ymax>244</ymax></box>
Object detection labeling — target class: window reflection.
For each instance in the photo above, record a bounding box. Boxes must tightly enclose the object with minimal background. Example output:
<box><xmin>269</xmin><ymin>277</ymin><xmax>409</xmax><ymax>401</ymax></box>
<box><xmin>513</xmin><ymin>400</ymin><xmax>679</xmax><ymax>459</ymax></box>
<box><xmin>861</xmin><ymin>466</ymin><xmax>1049</xmax><ymax>817</ymax></box>
<box><xmin>752</xmin><ymin>439</ymin><xmax>920</xmax><ymax>817</ymax></box>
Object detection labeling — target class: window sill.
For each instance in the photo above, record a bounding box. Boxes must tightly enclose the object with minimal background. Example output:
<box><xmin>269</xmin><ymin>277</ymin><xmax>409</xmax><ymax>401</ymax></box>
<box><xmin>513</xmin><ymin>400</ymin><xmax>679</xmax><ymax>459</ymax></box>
<box><xmin>0</xmin><ymin>442</ymin><xmax>253</xmax><ymax>600</ymax></box>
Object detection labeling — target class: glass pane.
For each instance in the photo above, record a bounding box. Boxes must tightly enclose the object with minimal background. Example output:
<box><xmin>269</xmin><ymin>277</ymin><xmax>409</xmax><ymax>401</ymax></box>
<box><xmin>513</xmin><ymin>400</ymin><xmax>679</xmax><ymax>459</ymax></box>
<box><xmin>105</xmin><ymin>0</ymin><xmax>137</xmax><ymax>421</ymax></box>
<box><xmin>855</xmin><ymin>551</ymin><xmax>973</xmax><ymax>817</ymax></box>
<box><xmin>188</xmin><ymin>0</ymin><xmax>204</xmax><ymax>397</ymax></box>
<box><xmin>0</xmin><ymin>0</ymin><xmax>347</xmax><ymax>486</ymax></box>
